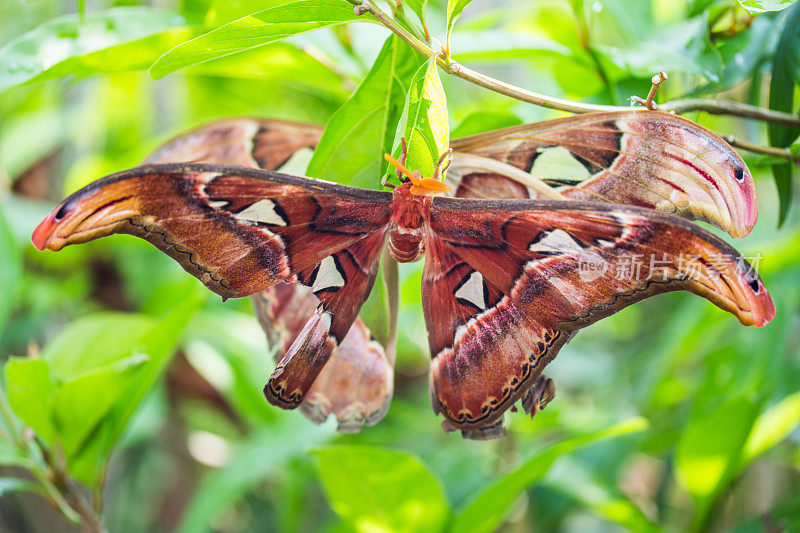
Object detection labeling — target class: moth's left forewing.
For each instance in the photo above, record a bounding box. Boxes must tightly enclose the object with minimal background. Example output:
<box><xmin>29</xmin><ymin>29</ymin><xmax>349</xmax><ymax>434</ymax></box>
<box><xmin>33</xmin><ymin>164</ymin><xmax>393</xmax><ymax>299</ymax></box>
<box><xmin>143</xmin><ymin>121</ymin><xmax>395</xmax><ymax>430</ymax></box>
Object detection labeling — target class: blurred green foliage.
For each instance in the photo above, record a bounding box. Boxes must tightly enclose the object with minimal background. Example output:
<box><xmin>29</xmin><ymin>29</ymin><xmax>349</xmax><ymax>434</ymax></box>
<box><xmin>0</xmin><ymin>0</ymin><xmax>799</xmax><ymax>531</ymax></box>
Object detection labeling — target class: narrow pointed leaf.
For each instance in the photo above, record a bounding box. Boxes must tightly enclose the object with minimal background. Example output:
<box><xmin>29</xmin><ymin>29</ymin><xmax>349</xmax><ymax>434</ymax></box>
<box><xmin>446</xmin><ymin>0</ymin><xmax>474</xmax><ymax>47</ymax></box>
<box><xmin>390</xmin><ymin>58</ymin><xmax>449</xmax><ymax>179</ymax></box>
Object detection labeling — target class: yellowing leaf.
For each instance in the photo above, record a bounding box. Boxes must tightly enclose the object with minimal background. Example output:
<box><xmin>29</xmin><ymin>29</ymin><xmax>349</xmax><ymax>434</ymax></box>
<box><xmin>390</xmin><ymin>58</ymin><xmax>449</xmax><ymax>179</ymax></box>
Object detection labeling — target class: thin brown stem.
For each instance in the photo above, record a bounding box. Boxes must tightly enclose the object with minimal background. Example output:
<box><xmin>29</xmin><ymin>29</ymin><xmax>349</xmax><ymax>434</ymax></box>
<box><xmin>444</xmin><ymin>60</ymin><xmax>620</xmax><ymax>112</ymax></box>
<box><xmin>449</xmin><ymin>58</ymin><xmax>800</xmax><ymax>127</ymax></box>
<box><xmin>350</xmin><ymin>0</ymin><xmax>436</xmax><ymax>58</ymax></box>
<box><xmin>631</xmin><ymin>72</ymin><xmax>668</xmax><ymax>110</ymax></box>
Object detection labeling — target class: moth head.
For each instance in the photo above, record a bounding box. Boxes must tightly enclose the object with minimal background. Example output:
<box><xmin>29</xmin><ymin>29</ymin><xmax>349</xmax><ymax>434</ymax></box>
<box><xmin>32</xmin><ymin>177</ymin><xmax>142</xmax><ymax>251</ymax></box>
<box><xmin>384</xmin><ymin>153</ymin><xmax>451</xmax><ymax>196</ymax></box>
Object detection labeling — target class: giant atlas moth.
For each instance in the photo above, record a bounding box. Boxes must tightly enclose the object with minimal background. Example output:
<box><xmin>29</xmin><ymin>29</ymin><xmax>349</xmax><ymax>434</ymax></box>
<box><xmin>31</xmin><ymin>111</ymin><xmax>774</xmax><ymax>439</ymax></box>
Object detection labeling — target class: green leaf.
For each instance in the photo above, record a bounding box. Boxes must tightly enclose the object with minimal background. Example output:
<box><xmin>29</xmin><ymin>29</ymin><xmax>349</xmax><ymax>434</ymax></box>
<box><xmin>446</xmin><ymin>0</ymin><xmax>474</xmax><ymax>49</ymax></box>
<box><xmin>313</xmin><ymin>446</ymin><xmax>450</xmax><ymax>533</ymax></box>
<box><xmin>186</xmin><ymin>42</ymin><xmax>346</xmax><ymax>95</ymax></box>
<box><xmin>737</xmin><ymin>0</ymin><xmax>797</xmax><ymax>14</ymax></box>
<box><xmin>0</xmin><ymin>7</ymin><xmax>186</xmax><ymax>93</ymax></box>
<box><xmin>31</xmin><ymin>288</ymin><xmax>202</xmax><ymax>486</ymax></box>
<box><xmin>52</xmin><ymin>355</ymin><xmax>149</xmax><ymax>462</ymax></box>
<box><xmin>41</xmin><ymin>313</ymin><xmax>156</xmax><ymax>381</ymax></box>
<box><xmin>77</xmin><ymin>291</ymin><xmax>203</xmax><ymax>484</ymax></box>
<box><xmin>675</xmin><ymin>395</ymin><xmax>761</xmax><ymax>523</ymax></box>
<box><xmin>37</xmin><ymin>29</ymin><xmax>195</xmax><ymax>82</ymax></box>
<box><xmin>204</xmin><ymin>0</ymin><xmax>294</xmax><ymax>26</ymax></box>
<box><xmin>150</xmin><ymin>0</ymin><xmax>369</xmax><ymax>79</ymax></box>
<box><xmin>4</xmin><ymin>358</ymin><xmax>56</xmax><ymax>443</ymax></box>
<box><xmin>452</xmin><ymin>417</ymin><xmax>649</xmax><ymax>533</ymax></box>
<box><xmin>768</xmin><ymin>3</ymin><xmax>800</xmax><ymax>225</ymax></box>
<box><xmin>390</xmin><ymin>58</ymin><xmax>449</xmax><ymax>179</ymax></box>
<box><xmin>307</xmin><ymin>35</ymin><xmax>425</xmax><ymax>189</ymax></box>
<box><xmin>0</xmin><ymin>205</ymin><xmax>21</xmax><ymax>333</ymax></box>
<box><xmin>743</xmin><ymin>390</ymin><xmax>800</xmax><ymax>461</ymax></box>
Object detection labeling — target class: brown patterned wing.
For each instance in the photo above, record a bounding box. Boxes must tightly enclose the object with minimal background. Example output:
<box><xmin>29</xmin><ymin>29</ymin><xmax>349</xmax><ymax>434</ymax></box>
<box><xmin>424</xmin><ymin>198</ymin><xmax>773</xmax><ymax>437</ymax></box>
<box><xmin>423</xmin><ymin>235</ymin><xmax>566</xmax><ymax>439</ymax></box>
<box><xmin>253</xmin><ymin>282</ymin><xmax>392</xmax><ymax>431</ymax></box>
<box><xmin>32</xmin><ymin>163</ymin><xmax>392</xmax><ymax>299</ymax></box>
<box><xmin>263</xmin><ymin>231</ymin><xmax>387</xmax><ymax>409</ymax></box>
<box><xmin>146</xmin><ymin>118</ymin><xmax>323</xmax><ymax>171</ymax></box>
<box><xmin>448</xmin><ymin>111</ymin><xmax>757</xmax><ymax>238</ymax></box>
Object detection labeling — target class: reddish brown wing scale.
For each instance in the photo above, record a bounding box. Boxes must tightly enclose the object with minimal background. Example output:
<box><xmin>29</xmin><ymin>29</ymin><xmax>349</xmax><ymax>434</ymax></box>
<box><xmin>32</xmin><ymin>165</ymin><xmax>393</xmax><ymax>420</ymax></box>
